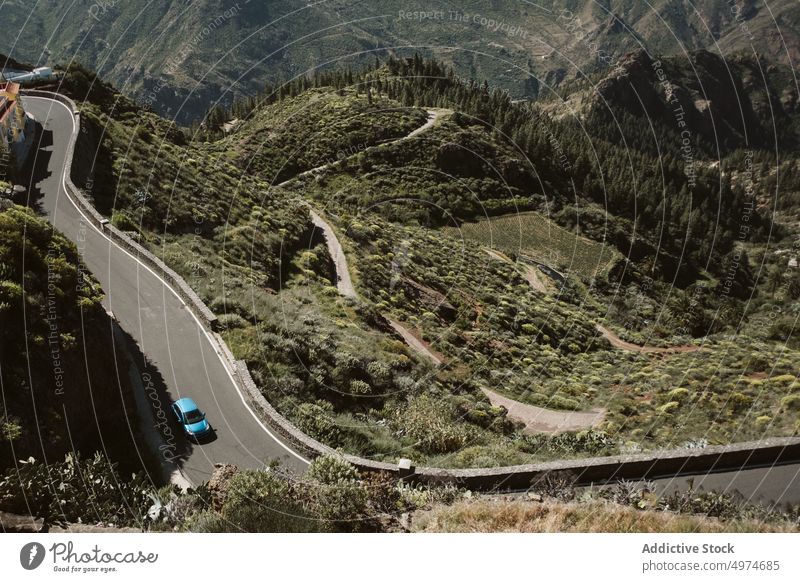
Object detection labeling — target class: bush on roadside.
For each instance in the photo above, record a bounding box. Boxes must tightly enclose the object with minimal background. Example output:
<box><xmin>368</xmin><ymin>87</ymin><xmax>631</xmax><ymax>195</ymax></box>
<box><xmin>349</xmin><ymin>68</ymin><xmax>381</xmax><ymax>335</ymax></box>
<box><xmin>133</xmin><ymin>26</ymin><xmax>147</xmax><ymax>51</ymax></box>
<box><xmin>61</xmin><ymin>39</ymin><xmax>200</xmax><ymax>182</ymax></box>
<box><xmin>0</xmin><ymin>453</ymin><xmax>149</xmax><ymax>527</ymax></box>
<box><xmin>399</xmin><ymin>395</ymin><xmax>473</xmax><ymax>454</ymax></box>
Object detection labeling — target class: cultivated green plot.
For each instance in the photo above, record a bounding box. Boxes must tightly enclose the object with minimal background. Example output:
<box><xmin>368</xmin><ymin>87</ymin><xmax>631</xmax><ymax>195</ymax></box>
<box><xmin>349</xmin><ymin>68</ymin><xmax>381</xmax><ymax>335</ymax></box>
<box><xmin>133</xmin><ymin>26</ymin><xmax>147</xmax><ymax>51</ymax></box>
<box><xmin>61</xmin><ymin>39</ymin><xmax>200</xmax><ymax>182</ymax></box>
<box><xmin>446</xmin><ymin>212</ymin><xmax>618</xmax><ymax>278</ymax></box>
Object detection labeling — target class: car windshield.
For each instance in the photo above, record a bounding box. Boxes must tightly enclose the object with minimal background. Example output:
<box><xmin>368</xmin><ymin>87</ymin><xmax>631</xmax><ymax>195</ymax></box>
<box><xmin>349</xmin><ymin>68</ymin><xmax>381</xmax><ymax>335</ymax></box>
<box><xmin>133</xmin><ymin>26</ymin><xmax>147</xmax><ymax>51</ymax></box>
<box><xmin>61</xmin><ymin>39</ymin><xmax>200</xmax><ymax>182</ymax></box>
<box><xmin>184</xmin><ymin>410</ymin><xmax>204</xmax><ymax>424</ymax></box>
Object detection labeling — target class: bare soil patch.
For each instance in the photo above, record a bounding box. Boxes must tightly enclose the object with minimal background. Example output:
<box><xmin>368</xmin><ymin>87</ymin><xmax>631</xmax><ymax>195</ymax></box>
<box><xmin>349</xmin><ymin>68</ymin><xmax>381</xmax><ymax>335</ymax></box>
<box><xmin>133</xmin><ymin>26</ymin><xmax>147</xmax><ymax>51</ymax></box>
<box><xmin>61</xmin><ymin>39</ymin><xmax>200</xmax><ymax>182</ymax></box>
<box><xmin>481</xmin><ymin>388</ymin><xmax>605</xmax><ymax>434</ymax></box>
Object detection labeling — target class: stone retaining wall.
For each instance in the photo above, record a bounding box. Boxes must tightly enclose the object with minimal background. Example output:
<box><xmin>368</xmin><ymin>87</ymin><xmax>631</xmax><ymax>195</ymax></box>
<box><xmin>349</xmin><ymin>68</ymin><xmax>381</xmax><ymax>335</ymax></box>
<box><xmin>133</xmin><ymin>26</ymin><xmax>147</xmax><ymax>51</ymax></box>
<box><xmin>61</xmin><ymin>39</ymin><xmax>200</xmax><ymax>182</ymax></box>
<box><xmin>28</xmin><ymin>90</ymin><xmax>800</xmax><ymax>491</ymax></box>
<box><xmin>413</xmin><ymin>436</ymin><xmax>800</xmax><ymax>490</ymax></box>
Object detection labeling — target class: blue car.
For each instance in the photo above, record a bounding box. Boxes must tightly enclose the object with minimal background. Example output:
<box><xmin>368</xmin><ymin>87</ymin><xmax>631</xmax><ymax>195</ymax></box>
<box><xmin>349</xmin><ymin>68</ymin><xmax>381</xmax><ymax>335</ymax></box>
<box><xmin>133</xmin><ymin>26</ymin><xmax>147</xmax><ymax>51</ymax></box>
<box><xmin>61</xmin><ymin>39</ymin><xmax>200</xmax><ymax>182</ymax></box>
<box><xmin>171</xmin><ymin>397</ymin><xmax>212</xmax><ymax>439</ymax></box>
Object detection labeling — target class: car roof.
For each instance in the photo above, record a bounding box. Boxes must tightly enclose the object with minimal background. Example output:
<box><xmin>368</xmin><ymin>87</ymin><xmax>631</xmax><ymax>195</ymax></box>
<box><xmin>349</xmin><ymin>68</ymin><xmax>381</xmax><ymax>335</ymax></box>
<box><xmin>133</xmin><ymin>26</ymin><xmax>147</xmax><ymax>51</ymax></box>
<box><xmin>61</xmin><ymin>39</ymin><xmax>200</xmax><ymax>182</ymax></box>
<box><xmin>174</xmin><ymin>397</ymin><xmax>200</xmax><ymax>413</ymax></box>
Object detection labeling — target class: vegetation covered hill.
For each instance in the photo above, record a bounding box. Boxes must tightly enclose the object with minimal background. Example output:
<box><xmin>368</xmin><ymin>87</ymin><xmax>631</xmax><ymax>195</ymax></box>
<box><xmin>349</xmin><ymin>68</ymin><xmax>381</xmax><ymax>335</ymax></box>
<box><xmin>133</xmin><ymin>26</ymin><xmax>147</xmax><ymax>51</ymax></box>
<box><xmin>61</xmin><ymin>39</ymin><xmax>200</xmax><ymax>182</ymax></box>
<box><xmin>3</xmin><ymin>51</ymin><xmax>800</xmax><ymax>533</ymax></box>
<box><xmin>271</xmin><ymin>56</ymin><xmax>800</xmax><ymax>452</ymax></box>
<box><xmin>3</xmin><ymin>1</ymin><xmax>799</xmax><ymax>122</ymax></box>
<box><xmin>47</xmin><ymin>54</ymin><xmax>800</xmax><ymax>468</ymax></box>
<box><xmin>211</xmin><ymin>87</ymin><xmax>429</xmax><ymax>183</ymax></box>
<box><xmin>279</xmin><ymin>55</ymin><xmax>776</xmax><ymax>321</ymax></box>
<box><xmin>0</xmin><ymin>202</ymin><xmax>140</xmax><ymax>471</ymax></box>
<box><xmin>549</xmin><ymin>48</ymin><xmax>800</xmax><ymax>154</ymax></box>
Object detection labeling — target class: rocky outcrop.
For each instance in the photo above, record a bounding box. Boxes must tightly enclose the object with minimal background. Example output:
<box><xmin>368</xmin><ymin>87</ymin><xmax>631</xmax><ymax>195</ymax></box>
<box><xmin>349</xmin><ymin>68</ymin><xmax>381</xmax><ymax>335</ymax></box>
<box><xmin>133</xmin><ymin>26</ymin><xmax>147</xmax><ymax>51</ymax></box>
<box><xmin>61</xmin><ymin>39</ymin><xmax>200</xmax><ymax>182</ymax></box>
<box><xmin>400</xmin><ymin>276</ymin><xmax>457</xmax><ymax>320</ymax></box>
<box><xmin>207</xmin><ymin>463</ymin><xmax>239</xmax><ymax>511</ymax></box>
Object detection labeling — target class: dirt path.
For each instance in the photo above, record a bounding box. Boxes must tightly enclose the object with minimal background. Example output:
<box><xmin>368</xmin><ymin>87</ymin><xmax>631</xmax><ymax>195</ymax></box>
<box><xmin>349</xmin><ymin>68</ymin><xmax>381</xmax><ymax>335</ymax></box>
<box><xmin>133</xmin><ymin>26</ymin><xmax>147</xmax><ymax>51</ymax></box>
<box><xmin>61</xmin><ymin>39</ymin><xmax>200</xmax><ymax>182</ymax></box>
<box><xmin>484</xmin><ymin>251</ymin><xmax>698</xmax><ymax>355</ymax></box>
<box><xmin>288</xmin><ymin>110</ymin><xmax>454</xmax><ymax>362</ymax></box>
<box><xmin>520</xmin><ymin>265</ymin><xmax>549</xmax><ymax>294</ymax></box>
<box><xmin>309</xmin><ymin>208</ymin><xmax>446</xmax><ymax>364</ymax></box>
<box><xmin>484</xmin><ymin>249</ymin><xmax>550</xmax><ymax>294</ymax></box>
<box><xmin>386</xmin><ymin>318</ymin><xmax>444</xmax><ymax>366</ymax></box>
<box><xmin>481</xmin><ymin>388</ymin><xmax>605</xmax><ymax>434</ymax></box>
<box><xmin>309</xmin><ymin>209</ymin><xmax>357</xmax><ymax>299</ymax></box>
<box><xmin>396</xmin><ymin>108</ymin><xmax>449</xmax><ymax>141</ymax></box>
<box><xmin>596</xmin><ymin>324</ymin><xmax>702</xmax><ymax>354</ymax></box>
<box><xmin>277</xmin><ymin>108</ymin><xmax>450</xmax><ymax>188</ymax></box>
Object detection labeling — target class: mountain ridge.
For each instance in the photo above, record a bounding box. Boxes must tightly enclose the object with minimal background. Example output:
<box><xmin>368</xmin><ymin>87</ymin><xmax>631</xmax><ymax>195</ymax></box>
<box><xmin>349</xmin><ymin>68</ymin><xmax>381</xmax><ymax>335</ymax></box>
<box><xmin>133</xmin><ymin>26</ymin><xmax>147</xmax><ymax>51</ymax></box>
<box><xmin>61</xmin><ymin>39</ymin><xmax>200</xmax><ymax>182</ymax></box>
<box><xmin>3</xmin><ymin>0</ymin><xmax>799</xmax><ymax>122</ymax></box>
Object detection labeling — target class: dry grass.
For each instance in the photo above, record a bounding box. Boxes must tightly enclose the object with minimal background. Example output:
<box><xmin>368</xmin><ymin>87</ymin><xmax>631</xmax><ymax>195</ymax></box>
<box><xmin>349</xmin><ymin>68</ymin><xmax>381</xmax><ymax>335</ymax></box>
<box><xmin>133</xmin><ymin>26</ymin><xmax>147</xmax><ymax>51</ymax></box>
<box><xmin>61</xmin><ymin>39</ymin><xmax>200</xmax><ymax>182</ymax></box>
<box><xmin>411</xmin><ymin>499</ymin><xmax>797</xmax><ymax>533</ymax></box>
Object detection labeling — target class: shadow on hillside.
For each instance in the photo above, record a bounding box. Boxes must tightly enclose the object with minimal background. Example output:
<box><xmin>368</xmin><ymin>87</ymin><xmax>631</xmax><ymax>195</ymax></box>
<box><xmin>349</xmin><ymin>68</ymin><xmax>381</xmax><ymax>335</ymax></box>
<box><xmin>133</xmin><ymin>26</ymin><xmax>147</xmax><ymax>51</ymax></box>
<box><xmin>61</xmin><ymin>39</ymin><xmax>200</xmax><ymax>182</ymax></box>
<box><xmin>16</xmin><ymin>121</ymin><xmax>54</xmax><ymax>213</ymax></box>
<box><xmin>15</xmin><ymin>121</ymin><xmax>59</xmax><ymax>214</ymax></box>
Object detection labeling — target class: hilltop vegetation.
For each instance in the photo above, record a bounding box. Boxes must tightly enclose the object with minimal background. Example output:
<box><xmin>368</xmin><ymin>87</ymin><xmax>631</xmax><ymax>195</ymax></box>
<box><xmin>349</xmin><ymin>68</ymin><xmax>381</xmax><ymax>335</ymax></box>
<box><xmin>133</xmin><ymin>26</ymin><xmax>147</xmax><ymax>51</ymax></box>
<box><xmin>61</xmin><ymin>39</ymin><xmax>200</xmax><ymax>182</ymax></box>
<box><xmin>208</xmin><ymin>86</ymin><xmax>429</xmax><ymax>183</ymax></box>
<box><xmin>562</xmin><ymin>49</ymin><xmax>800</xmax><ymax>154</ymax></box>
<box><xmin>277</xmin><ymin>55</ymin><xmax>782</xmax><ymax>332</ymax></box>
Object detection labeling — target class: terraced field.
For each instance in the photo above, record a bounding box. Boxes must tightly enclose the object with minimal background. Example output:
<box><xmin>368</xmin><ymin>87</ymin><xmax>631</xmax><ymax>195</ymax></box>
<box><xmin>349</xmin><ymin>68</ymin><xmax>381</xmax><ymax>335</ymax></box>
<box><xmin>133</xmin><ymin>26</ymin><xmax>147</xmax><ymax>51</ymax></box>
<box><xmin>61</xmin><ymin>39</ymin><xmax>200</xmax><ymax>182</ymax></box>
<box><xmin>446</xmin><ymin>212</ymin><xmax>619</xmax><ymax>278</ymax></box>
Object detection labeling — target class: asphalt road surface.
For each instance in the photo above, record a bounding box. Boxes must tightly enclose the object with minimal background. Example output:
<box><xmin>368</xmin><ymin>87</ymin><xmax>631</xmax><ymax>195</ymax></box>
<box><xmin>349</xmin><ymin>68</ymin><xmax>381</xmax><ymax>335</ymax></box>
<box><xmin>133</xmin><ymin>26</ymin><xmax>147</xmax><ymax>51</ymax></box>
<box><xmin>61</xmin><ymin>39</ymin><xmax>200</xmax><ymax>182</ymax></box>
<box><xmin>649</xmin><ymin>462</ymin><xmax>800</xmax><ymax>507</ymax></box>
<box><xmin>23</xmin><ymin>96</ymin><xmax>308</xmax><ymax>485</ymax></box>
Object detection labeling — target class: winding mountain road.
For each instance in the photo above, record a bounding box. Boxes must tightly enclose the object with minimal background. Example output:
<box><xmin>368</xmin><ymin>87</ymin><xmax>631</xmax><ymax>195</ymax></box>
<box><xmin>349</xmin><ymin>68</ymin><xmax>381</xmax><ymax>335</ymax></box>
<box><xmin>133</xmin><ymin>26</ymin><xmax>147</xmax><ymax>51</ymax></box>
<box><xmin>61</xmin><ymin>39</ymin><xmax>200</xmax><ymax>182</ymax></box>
<box><xmin>24</xmin><ymin>96</ymin><xmax>308</xmax><ymax>486</ymax></box>
<box><xmin>20</xmin><ymin>95</ymin><xmax>800</xmax><ymax>506</ymax></box>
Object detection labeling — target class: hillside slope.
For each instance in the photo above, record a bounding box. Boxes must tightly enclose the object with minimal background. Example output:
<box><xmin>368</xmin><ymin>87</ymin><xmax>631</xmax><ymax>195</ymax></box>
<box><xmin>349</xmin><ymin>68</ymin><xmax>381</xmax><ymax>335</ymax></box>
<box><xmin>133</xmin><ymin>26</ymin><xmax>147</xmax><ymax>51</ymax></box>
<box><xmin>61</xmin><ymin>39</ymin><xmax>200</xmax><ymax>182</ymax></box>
<box><xmin>36</xmin><ymin>57</ymin><xmax>800</xmax><ymax>468</ymax></box>
<box><xmin>0</xmin><ymin>202</ymin><xmax>139</xmax><ymax>471</ymax></box>
<box><xmin>548</xmin><ymin>48</ymin><xmax>800</xmax><ymax>154</ymax></box>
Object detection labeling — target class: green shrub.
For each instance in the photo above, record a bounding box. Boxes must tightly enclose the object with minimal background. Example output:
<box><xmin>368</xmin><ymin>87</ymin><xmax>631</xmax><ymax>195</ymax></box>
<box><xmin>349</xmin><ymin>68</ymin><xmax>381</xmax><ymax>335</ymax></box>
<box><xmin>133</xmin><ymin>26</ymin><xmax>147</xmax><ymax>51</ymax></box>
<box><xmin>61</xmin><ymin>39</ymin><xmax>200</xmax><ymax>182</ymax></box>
<box><xmin>216</xmin><ymin>312</ymin><xmax>249</xmax><ymax>329</ymax></box>
<box><xmin>349</xmin><ymin>379</ymin><xmax>372</xmax><ymax>395</ymax></box>
<box><xmin>728</xmin><ymin>392</ymin><xmax>753</xmax><ymax>413</ymax></box>
<box><xmin>667</xmin><ymin>388</ymin><xmax>690</xmax><ymax>403</ymax></box>
<box><xmin>522</xmin><ymin>430</ymin><xmax>616</xmax><ymax>458</ymax></box>
<box><xmin>770</xmin><ymin>374</ymin><xmax>797</xmax><ymax>386</ymax></box>
<box><xmin>306</xmin><ymin>455</ymin><xmax>360</xmax><ymax>485</ymax></box>
<box><xmin>548</xmin><ymin>395</ymin><xmax>581</xmax><ymax>410</ymax></box>
<box><xmin>755</xmin><ymin>415</ymin><xmax>772</xmax><ymax>428</ymax></box>
<box><xmin>400</xmin><ymin>395</ymin><xmax>472</xmax><ymax>454</ymax></box>
<box><xmin>305</xmin><ymin>455</ymin><xmax>369</xmax><ymax>531</ymax></box>
<box><xmin>0</xmin><ymin>453</ymin><xmax>149</xmax><ymax>527</ymax></box>
<box><xmin>294</xmin><ymin>402</ymin><xmax>343</xmax><ymax>446</ymax></box>
<box><xmin>780</xmin><ymin>395</ymin><xmax>800</xmax><ymax>411</ymax></box>
<box><xmin>111</xmin><ymin>211</ymin><xmax>138</xmax><ymax>231</ymax></box>
<box><xmin>220</xmin><ymin>470</ymin><xmax>316</xmax><ymax>532</ymax></box>
<box><xmin>658</xmin><ymin>401</ymin><xmax>680</xmax><ymax>414</ymax></box>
